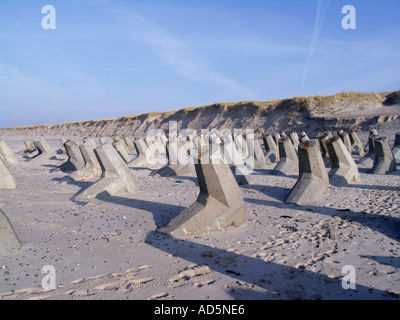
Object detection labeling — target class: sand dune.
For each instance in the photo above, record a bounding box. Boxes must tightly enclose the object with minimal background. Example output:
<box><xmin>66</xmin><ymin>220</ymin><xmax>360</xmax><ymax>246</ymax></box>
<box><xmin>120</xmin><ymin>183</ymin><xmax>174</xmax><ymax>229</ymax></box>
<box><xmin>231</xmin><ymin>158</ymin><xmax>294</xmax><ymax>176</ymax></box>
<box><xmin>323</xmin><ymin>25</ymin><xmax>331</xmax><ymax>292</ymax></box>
<box><xmin>0</xmin><ymin>90</ymin><xmax>399</xmax><ymax>300</ymax></box>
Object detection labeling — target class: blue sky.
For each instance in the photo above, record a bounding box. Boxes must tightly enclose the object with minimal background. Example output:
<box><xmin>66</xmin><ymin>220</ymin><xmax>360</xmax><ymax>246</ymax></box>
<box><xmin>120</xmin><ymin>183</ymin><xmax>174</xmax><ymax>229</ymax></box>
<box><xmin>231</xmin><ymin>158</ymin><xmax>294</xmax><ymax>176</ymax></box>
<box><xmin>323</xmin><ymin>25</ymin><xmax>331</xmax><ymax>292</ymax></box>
<box><xmin>0</xmin><ymin>0</ymin><xmax>399</xmax><ymax>128</ymax></box>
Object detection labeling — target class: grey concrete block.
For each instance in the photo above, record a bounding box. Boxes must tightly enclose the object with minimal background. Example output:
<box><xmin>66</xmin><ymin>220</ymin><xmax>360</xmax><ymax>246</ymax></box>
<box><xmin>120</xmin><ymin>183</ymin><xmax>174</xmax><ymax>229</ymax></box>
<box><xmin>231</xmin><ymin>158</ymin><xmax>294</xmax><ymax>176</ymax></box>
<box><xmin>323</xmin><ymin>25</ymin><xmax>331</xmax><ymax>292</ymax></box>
<box><xmin>371</xmin><ymin>137</ymin><xmax>397</xmax><ymax>175</ymax></box>
<box><xmin>113</xmin><ymin>139</ymin><xmax>134</xmax><ymax>164</ymax></box>
<box><xmin>273</xmin><ymin>136</ymin><xmax>299</xmax><ymax>176</ymax></box>
<box><xmin>391</xmin><ymin>132</ymin><xmax>400</xmax><ymax>162</ymax></box>
<box><xmin>27</xmin><ymin>139</ymin><xmax>56</xmax><ymax>162</ymax></box>
<box><xmin>327</xmin><ymin>136</ymin><xmax>360</xmax><ymax>186</ymax></box>
<box><xmin>286</xmin><ymin>140</ymin><xmax>329</xmax><ymax>206</ymax></box>
<box><xmin>0</xmin><ymin>208</ymin><xmax>21</xmax><ymax>259</ymax></box>
<box><xmin>70</xmin><ymin>138</ymin><xmax>102</xmax><ymax>181</ymax></box>
<box><xmin>0</xmin><ymin>140</ymin><xmax>18</xmax><ymax>164</ymax></box>
<box><xmin>130</xmin><ymin>139</ymin><xmax>153</xmax><ymax>166</ymax></box>
<box><xmin>338</xmin><ymin>130</ymin><xmax>353</xmax><ymax>154</ymax></box>
<box><xmin>263</xmin><ymin>134</ymin><xmax>279</xmax><ymax>163</ymax></box>
<box><xmin>0</xmin><ymin>157</ymin><xmax>17</xmax><ymax>190</ymax></box>
<box><xmin>349</xmin><ymin>131</ymin><xmax>365</xmax><ymax>157</ymax></box>
<box><xmin>74</xmin><ymin>143</ymin><xmax>140</xmax><ymax>200</ymax></box>
<box><xmin>159</xmin><ymin>150</ymin><xmax>246</xmax><ymax>238</ymax></box>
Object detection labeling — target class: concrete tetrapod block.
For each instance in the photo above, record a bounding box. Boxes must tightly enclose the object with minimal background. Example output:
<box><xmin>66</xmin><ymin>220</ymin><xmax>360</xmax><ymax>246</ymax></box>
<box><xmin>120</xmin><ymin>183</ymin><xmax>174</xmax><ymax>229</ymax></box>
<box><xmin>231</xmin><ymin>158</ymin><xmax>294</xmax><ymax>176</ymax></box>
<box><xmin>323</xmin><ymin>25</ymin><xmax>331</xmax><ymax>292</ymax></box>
<box><xmin>338</xmin><ymin>130</ymin><xmax>353</xmax><ymax>154</ymax></box>
<box><xmin>263</xmin><ymin>134</ymin><xmax>279</xmax><ymax>163</ymax></box>
<box><xmin>150</xmin><ymin>139</ymin><xmax>190</xmax><ymax>177</ymax></box>
<box><xmin>145</xmin><ymin>137</ymin><xmax>159</xmax><ymax>158</ymax></box>
<box><xmin>74</xmin><ymin>143</ymin><xmax>140</xmax><ymax>200</ymax></box>
<box><xmin>391</xmin><ymin>132</ymin><xmax>400</xmax><ymax>162</ymax></box>
<box><xmin>221</xmin><ymin>140</ymin><xmax>251</xmax><ymax>185</ymax></box>
<box><xmin>273</xmin><ymin>133</ymin><xmax>281</xmax><ymax>145</ymax></box>
<box><xmin>0</xmin><ymin>157</ymin><xmax>17</xmax><ymax>190</ymax></box>
<box><xmin>246</xmin><ymin>133</ymin><xmax>270</xmax><ymax>168</ymax></box>
<box><xmin>299</xmin><ymin>131</ymin><xmax>310</xmax><ymax>142</ymax></box>
<box><xmin>0</xmin><ymin>140</ymin><xmax>18</xmax><ymax>164</ymax></box>
<box><xmin>186</xmin><ymin>133</ymin><xmax>197</xmax><ymax>151</ymax></box>
<box><xmin>124</xmin><ymin>136</ymin><xmax>136</xmax><ymax>152</ymax></box>
<box><xmin>318</xmin><ymin>132</ymin><xmax>333</xmax><ymax>167</ymax></box>
<box><xmin>55</xmin><ymin>139</ymin><xmax>86</xmax><ymax>173</ymax></box>
<box><xmin>99</xmin><ymin>137</ymin><xmax>110</xmax><ymax>144</ymax></box>
<box><xmin>130</xmin><ymin>139</ymin><xmax>153</xmax><ymax>167</ymax></box>
<box><xmin>286</xmin><ymin>140</ymin><xmax>329</xmax><ymax>206</ymax></box>
<box><xmin>28</xmin><ymin>139</ymin><xmax>57</xmax><ymax>162</ymax></box>
<box><xmin>113</xmin><ymin>140</ymin><xmax>134</xmax><ymax>164</ymax></box>
<box><xmin>58</xmin><ymin>138</ymin><xmax>68</xmax><ymax>154</ymax></box>
<box><xmin>289</xmin><ymin>132</ymin><xmax>300</xmax><ymax>148</ymax></box>
<box><xmin>349</xmin><ymin>132</ymin><xmax>365</xmax><ymax>157</ymax></box>
<box><xmin>22</xmin><ymin>139</ymin><xmax>36</xmax><ymax>154</ymax></box>
<box><xmin>273</xmin><ymin>136</ymin><xmax>299</xmax><ymax>176</ymax></box>
<box><xmin>209</xmin><ymin>136</ymin><xmax>224</xmax><ymax>161</ymax></box>
<box><xmin>192</xmin><ymin>134</ymin><xmax>207</xmax><ymax>152</ymax></box>
<box><xmin>326</xmin><ymin>136</ymin><xmax>360</xmax><ymax>186</ymax></box>
<box><xmin>364</xmin><ymin>130</ymin><xmax>378</xmax><ymax>153</ymax></box>
<box><xmin>159</xmin><ymin>150</ymin><xmax>246</xmax><ymax>238</ymax></box>
<box><xmin>233</xmin><ymin>131</ymin><xmax>249</xmax><ymax>159</ymax></box>
<box><xmin>370</xmin><ymin>137</ymin><xmax>397</xmax><ymax>175</ymax></box>
<box><xmin>359</xmin><ymin>134</ymin><xmax>378</xmax><ymax>164</ymax></box>
<box><xmin>152</xmin><ymin>134</ymin><xmax>168</xmax><ymax>156</ymax></box>
<box><xmin>70</xmin><ymin>139</ymin><xmax>102</xmax><ymax>181</ymax></box>
<box><xmin>0</xmin><ymin>208</ymin><xmax>21</xmax><ymax>259</ymax></box>
<box><xmin>0</xmin><ymin>151</ymin><xmax>8</xmax><ymax>168</ymax></box>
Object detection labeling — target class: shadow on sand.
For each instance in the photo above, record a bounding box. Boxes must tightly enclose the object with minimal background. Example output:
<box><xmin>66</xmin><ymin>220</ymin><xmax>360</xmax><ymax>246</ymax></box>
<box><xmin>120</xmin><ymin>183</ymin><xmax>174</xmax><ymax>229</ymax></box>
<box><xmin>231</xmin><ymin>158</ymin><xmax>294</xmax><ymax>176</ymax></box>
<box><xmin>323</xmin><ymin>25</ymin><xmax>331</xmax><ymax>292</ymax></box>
<box><xmin>95</xmin><ymin>192</ymin><xmax>185</xmax><ymax>228</ymax></box>
<box><xmin>144</xmin><ymin>230</ymin><xmax>392</xmax><ymax>300</ymax></box>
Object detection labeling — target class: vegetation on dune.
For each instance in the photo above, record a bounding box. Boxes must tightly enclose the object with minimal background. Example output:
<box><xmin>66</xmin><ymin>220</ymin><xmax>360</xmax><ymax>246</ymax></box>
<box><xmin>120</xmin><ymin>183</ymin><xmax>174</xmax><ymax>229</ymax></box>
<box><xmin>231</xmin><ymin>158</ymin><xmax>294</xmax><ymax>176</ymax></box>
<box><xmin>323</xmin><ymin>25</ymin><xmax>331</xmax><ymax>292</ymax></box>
<box><xmin>281</xmin><ymin>91</ymin><xmax>384</xmax><ymax>116</ymax></box>
<box><xmin>2</xmin><ymin>90</ymin><xmax>398</xmax><ymax>131</ymax></box>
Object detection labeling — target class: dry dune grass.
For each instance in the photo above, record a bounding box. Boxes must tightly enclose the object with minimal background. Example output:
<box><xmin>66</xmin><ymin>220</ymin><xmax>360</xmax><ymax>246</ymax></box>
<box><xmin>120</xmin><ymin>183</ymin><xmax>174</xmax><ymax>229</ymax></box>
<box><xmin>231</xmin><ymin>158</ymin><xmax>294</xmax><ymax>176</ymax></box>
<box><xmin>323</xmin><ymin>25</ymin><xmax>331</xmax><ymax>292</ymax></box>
<box><xmin>290</xmin><ymin>92</ymin><xmax>384</xmax><ymax>117</ymax></box>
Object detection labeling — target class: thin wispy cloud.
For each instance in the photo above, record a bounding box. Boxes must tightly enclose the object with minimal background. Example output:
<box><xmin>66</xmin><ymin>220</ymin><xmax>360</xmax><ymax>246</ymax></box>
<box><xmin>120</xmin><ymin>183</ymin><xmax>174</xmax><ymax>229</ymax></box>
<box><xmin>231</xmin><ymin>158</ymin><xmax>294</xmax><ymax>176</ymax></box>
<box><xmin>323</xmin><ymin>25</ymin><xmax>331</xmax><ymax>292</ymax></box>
<box><xmin>109</xmin><ymin>8</ymin><xmax>258</xmax><ymax>100</ymax></box>
<box><xmin>302</xmin><ymin>0</ymin><xmax>330</xmax><ymax>89</ymax></box>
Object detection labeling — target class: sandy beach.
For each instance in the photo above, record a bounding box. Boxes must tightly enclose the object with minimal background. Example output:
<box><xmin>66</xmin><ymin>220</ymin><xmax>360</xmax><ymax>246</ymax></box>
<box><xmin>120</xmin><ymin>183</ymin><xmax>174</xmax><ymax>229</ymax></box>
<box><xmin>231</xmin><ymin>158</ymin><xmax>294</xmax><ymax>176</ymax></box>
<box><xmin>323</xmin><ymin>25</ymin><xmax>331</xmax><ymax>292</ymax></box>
<box><xmin>0</xmin><ymin>132</ymin><xmax>399</xmax><ymax>300</ymax></box>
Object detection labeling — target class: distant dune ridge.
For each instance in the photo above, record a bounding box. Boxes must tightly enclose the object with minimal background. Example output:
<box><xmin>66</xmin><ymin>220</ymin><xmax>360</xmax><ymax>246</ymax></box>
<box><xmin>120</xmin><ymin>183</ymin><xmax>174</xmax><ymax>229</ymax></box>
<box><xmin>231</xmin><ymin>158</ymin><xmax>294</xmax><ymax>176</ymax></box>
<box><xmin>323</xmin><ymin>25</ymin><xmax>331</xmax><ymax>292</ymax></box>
<box><xmin>1</xmin><ymin>90</ymin><xmax>399</xmax><ymax>137</ymax></box>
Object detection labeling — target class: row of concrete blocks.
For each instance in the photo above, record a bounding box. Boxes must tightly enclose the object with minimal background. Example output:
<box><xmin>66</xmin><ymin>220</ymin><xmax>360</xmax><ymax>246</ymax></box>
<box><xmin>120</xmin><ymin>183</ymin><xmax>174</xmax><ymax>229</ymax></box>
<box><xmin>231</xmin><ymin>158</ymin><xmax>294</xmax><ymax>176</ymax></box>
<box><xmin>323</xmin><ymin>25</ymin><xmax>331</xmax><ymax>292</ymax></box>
<box><xmin>1</xmin><ymin>133</ymin><xmax>265</xmax><ymax>243</ymax></box>
<box><xmin>262</xmin><ymin>129</ymin><xmax>366</xmax><ymax>171</ymax></box>
<box><xmin>1</xmin><ymin>129</ymin><xmax>399</xmax><ymax>196</ymax></box>
<box><xmin>0</xmin><ymin>130</ymin><xmax>399</xmax><ymax>256</ymax></box>
<box><xmin>272</xmin><ymin>129</ymin><xmax>398</xmax><ymax>174</ymax></box>
<box><xmin>1</xmin><ymin>128</ymin><xmax>399</xmax><ymax>195</ymax></box>
<box><xmin>0</xmin><ymin>138</ymin><xmax>55</xmax><ymax>190</ymax></box>
<box><xmin>53</xmin><ymin>138</ymin><xmax>246</xmax><ymax>238</ymax></box>
<box><xmin>283</xmin><ymin>132</ymin><xmax>397</xmax><ymax>206</ymax></box>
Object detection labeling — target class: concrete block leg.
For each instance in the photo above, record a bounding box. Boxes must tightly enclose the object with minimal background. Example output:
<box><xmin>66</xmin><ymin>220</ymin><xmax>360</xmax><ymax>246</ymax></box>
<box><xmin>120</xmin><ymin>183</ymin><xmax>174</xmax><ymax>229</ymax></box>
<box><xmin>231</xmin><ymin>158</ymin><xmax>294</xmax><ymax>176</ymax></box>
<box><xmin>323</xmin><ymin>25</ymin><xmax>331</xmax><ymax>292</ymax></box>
<box><xmin>150</xmin><ymin>139</ymin><xmax>190</xmax><ymax>177</ymax></box>
<box><xmin>27</xmin><ymin>139</ymin><xmax>56</xmax><ymax>162</ymax></box>
<box><xmin>55</xmin><ymin>139</ymin><xmax>85</xmax><ymax>172</ymax></box>
<box><xmin>159</xmin><ymin>150</ymin><xmax>246</xmax><ymax>238</ymax></box>
<box><xmin>359</xmin><ymin>134</ymin><xmax>378</xmax><ymax>164</ymax></box>
<box><xmin>129</xmin><ymin>139</ymin><xmax>153</xmax><ymax>167</ymax></box>
<box><xmin>273</xmin><ymin>136</ymin><xmax>299</xmax><ymax>176</ymax></box>
<box><xmin>246</xmin><ymin>133</ymin><xmax>269</xmax><ymax>168</ymax></box>
<box><xmin>0</xmin><ymin>157</ymin><xmax>17</xmax><ymax>190</ymax></box>
<box><xmin>371</xmin><ymin>137</ymin><xmax>397</xmax><ymax>175</ymax></box>
<box><xmin>0</xmin><ymin>209</ymin><xmax>21</xmax><ymax>259</ymax></box>
<box><xmin>349</xmin><ymin>131</ymin><xmax>365</xmax><ymax>157</ymax></box>
<box><xmin>327</xmin><ymin>136</ymin><xmax>360</xmax><ymax>186</ymax></box>
<box><xmin>338</xmin><ymin>130</ymin><xmax>352</xmax><ymax>154</ymax></box>
<box><xmin>391</xmin><ymin>132</ymin><xmax>400</xmax><ymax>162</ymax></box>
<box><xmin>74</xmin><ymin>143</ymin><xmax>140</xmax><ymax>200</ymax></box>
<box><xmin>221</xmin><ymin>140</ymin><xmax>251</xmax><ymax>185</ymax></box>
<box><xmin>286</xmin><ymin>140</ymin><xmax>329</xmax><ymax>205</ymax></box>
<box><xmin>70</xmin><ymin>138</ymin><xmax>102</xmax><ymax>181</ymax></box>
<box><xmin>113</xmin><ymin>140</ymin><xmax>134</xmax><ymax>163</ymax></box>
<box><xmin>0</xmin><ymin>140</ymin><xmax>18</xmax><ymax>164</ymax></box>
<box><xmin>263</xmin><ymin>134</ymin><xmax>279</xmax><ymax>163</ymax></box>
